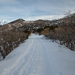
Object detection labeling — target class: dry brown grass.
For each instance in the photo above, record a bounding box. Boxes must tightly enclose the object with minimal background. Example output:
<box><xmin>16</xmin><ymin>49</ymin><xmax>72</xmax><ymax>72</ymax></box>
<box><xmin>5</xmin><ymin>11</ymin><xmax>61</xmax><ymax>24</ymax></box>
<box><xmin>41</xmin><ymin>28</ymin><xmax>49</xmax><ymax>35</ymax></box>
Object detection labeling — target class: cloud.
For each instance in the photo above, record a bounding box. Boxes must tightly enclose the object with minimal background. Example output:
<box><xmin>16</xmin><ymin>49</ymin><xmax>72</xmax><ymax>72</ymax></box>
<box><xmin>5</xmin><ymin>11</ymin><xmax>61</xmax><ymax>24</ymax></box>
<box><xmin>61</xmin><ymin>0</ymin><xmax>75</xmax><ymax>11</ymax></box>
<box><xmin>25</xmin><ymin>15</ymin><xmax>65</xmax><ymax>21</ymax></box>
<box><xmin>0</xmin><ymin>16</ymin><xmax>17</xmax><ymax>22</ymax></box>
<box><xmin>0</xmin><ymin>0</ymin><xmax>75</xmax><ymax>21</ymax></box>
<box><xmin>0</xmin><ymin>0</ymin><xmax>18</xmax><ymax>3</ymax></box>
<box><xmin>0</xmin><ymin>14</ymin><xmax>65</xmax><ymax>21</ymax></box>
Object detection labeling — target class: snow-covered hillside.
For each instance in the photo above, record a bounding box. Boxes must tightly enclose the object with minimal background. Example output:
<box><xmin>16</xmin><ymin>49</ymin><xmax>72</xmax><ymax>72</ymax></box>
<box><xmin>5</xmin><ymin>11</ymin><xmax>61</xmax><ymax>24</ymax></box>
<box><xmin>0</xmin><ymin>19</ymin><xmax>8</xmax><ymax>25</ymax></box>
<box><xmin>0</xmin><ymin>34</ymin><xmax>75</xmax><ymax>75</ymax></box>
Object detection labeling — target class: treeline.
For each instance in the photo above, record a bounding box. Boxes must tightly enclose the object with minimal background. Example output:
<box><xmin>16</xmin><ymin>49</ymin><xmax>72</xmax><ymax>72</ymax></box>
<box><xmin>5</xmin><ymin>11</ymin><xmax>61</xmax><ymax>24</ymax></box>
<box><xmin>40</xmin><ymin>13</ymin><xmax>75</xmax><ymax>51</ymax></box>
<box><xmin>0</xmin><ymin>29</ymin><xmax>30</xmax><ymax>60</ymax></box>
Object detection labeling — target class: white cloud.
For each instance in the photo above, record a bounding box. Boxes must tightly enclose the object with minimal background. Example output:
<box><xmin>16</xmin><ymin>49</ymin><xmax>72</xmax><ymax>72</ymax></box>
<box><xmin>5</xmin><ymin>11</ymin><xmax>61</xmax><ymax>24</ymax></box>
<box><xmin>25</xmin><ymin>15</ymin><xmax>65</xmax><ymax>21</ymax></box>
<box><xmin>0</xmin><ymin>0</ymin><xmax>75</xmax><ymax>22</ymax></box>
<box><xmin>0</xmin><ymin>15</ymin><xmax>65</xmax><ymax>22</ymax></box>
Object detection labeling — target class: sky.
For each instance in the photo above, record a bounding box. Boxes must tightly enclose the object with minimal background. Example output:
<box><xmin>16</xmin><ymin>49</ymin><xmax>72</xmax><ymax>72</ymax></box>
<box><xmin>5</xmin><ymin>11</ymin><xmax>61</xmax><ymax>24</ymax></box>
<box><xmin>0</xmin><ymin>0</ymin><xmax>75</xmax><ymax>22</ymax></box>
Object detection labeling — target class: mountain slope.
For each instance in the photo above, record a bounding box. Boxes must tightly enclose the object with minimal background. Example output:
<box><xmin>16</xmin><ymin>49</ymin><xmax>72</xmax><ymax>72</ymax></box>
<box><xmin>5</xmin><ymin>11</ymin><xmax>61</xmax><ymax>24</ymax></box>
<box><xmin>0</xmin><ymin>19</ymin><xmax>25</xmax><ymax>31</ymax></box>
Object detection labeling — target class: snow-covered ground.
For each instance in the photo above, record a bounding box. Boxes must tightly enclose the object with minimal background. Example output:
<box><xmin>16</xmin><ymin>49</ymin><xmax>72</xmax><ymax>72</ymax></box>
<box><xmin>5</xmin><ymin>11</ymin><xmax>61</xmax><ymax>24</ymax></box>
<box><xmin>0</xmin><ymin>34</ymin><xmax>75</xmax><ymax>75</ymax></box>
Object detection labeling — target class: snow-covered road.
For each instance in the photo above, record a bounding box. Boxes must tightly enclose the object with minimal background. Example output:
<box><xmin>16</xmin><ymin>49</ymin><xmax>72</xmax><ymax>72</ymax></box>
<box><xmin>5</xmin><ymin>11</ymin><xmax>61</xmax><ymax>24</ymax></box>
<box><xmin>0</xmin><ymin>34</ymin><xmax>75</xmax><ymax>75</ymax></box>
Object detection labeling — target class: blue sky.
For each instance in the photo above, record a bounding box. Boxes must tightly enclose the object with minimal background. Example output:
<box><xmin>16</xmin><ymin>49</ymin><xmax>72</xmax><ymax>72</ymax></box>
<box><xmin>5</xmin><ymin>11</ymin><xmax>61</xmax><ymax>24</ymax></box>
<box><xmin>0</xmin><ymin>0</ymin><xmax>75</xmax><ymax>21</ymax></box>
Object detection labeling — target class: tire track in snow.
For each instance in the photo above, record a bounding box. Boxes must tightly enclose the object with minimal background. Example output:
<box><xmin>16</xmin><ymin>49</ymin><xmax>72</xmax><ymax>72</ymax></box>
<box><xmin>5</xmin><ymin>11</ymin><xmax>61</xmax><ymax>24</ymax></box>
<box><xmin>1</xmin><ymin>38</ymin><xmax>34</xmax><ymax>75</ymax></box>
<box><xmin>39</xmin><ymin>39</ymin><xmax>63</xmax><ymax>75</ymax></box>
<box><xmin>18</xmin><ymin>40</ymin><xmax>36</xmax><ymax>75</ymax></box>
<box><xmin>38</xmin><ymin>38</ymin><xmax>53</xmax><ymax>75</ymax></box>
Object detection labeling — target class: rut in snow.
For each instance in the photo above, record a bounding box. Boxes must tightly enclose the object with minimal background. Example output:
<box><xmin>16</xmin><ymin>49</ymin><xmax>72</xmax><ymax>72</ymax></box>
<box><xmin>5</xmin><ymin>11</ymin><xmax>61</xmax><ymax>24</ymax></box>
<box><xmin>0</xmin><ymin>34</ymin><xmax>75</xmax><ymax>75</ymax></box>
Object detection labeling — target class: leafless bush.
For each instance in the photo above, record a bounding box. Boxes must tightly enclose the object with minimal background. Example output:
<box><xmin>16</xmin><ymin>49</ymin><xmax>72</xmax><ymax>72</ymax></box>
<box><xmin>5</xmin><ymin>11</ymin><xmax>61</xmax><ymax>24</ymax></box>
<box><xmin>41</xmin><ymin>13</ymin><xmax>75</xmax><ymax>51</ymax></box>
<box><xmin>0</xmin><ymin>29</ymin><xmax>30</xmax><ymax>60</ymax></box>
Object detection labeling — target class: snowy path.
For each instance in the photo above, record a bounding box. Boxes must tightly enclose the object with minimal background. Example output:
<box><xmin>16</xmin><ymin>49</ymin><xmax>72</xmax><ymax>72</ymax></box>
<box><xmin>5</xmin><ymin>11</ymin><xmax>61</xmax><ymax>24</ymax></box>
<box><xmin>0</xmin><ymin>34</ymin><xmax>75</xmax><ymax>75</ymax></box>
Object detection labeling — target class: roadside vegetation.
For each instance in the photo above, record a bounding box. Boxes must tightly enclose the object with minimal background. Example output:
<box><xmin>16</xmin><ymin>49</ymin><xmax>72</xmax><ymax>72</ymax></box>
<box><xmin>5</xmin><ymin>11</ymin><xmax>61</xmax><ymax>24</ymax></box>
<box><xmin>0</xmin><ymin>29</ymin><xmax>30</xmax><ymax>60</ymax></box>
<box><xmin>38</xmin><ymin>13</ymin><xmax>75</xmax><ymax>51</ymax></box>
